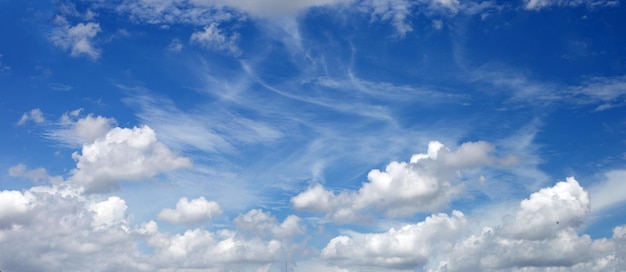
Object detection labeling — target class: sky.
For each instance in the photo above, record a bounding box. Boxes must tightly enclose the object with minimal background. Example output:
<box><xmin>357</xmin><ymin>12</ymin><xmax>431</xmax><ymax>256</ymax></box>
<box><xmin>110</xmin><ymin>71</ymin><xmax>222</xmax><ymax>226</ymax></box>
<box><xmin>1</xmin><ymin>0</ymin><xmax>626</xmax><ymax>271</ymax></box>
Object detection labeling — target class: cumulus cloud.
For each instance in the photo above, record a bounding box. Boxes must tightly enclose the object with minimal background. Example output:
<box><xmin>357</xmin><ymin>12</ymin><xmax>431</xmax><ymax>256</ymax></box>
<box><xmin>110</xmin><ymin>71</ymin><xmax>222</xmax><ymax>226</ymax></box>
<box><xmin>234</xmin><ymin>209</ymin><xmax>304</xmax><ymax>239</ymax></box>
<box><xmin>0</xmin><ymin>190</ymin><xmax>35</xmax><ymax>229</ymax></box>
<box><xmin>50</xmin><ymin>16</ymin><xmax>101</xmax><ymax>59</ymax></box>
<box><xmin>158</xmin><ymin>197</ymin><xmax>222</xmax><ymax>225</ymax></box>
<box><xmin>322</xmin><ymin>177</ymin><xmax>621</xmax><ymax>271</ymax></box>
<box><xmin>190</xmin><ymin>23</ymin><xmax>241</xmax><ymax>56</ymax></box>
<box><xmin>70</xmin><ymin>125</ymin><xmax>192</xmax><ymax>193</ymax></box>
<box><xmin>322</xmin><ymin>211</ymin><xmax>467</xmax><ymax>270</ymax></box>
<box><xmin>90</xmin><ymin>196</ymin><xmax>129</xmax><ymax>227</ymax></box>
<box><xmin>0</xmin><ymin>182</ymin><xmax>300</xmax><ymax>271</ymax></box>
<box><xmin>502</xmin><ymin>177</ymin><xmax>590</xmax><ymax>240</ymax></box>
<box><xmin>47</xmin><ymin>109</ymin><xmax>117</xmax><ymax>147</ymax></box>
<box><xmin>144</xmin><ymin>226</ymin><xmax>284</xmax><ymax>269</ymax></box>
<box><xmin>291</xmin><ymin>141</ymin><xmax>500</xmax><ymax>222</ymax></box>
<box><xmin>17</xmin><ymin>108</ymin><xmax>45</xmax><ymax>125</ymax></box>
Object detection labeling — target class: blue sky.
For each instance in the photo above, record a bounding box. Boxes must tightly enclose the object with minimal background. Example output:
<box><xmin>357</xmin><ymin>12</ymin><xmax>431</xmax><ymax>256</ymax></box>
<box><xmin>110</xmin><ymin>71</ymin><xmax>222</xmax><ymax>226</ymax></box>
<box><xmin>1</xmin><ymin>0</ymin><xmax>626</xmax><ymax>271</ymax></box>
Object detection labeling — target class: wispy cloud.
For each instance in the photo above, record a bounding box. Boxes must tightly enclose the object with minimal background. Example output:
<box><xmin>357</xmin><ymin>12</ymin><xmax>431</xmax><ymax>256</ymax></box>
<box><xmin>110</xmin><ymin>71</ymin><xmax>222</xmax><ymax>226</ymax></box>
<box><xmin>49</xmin><ymin>16</ymin><xmax>101</xmax><ymax>59</ymax></box>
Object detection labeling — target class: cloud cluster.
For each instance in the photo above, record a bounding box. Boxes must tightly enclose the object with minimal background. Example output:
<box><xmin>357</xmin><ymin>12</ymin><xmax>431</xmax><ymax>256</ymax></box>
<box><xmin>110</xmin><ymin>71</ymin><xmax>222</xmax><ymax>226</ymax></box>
<box><xmin>291</xmin><ymin>141</ymin><xmax>500</xmax><ymax>222</ymax></box>
<box><xmin>0</xmin><ymin>182</ymin><xmax>297</xmax><ymax>271</ymax></box>
<box><xmin>70</xmin><ymin>125</ymin><xmax>192</xmax><ymax>193</ymax></box>
<box><xmin>322</xmin><ymin>178</ymin><xmax>624</xmax><ymax>271</ymax></box>
<box><xmin>322</xmin><ymin>211</ymin><xmax>467</xmax><ymax>269</ymax></box>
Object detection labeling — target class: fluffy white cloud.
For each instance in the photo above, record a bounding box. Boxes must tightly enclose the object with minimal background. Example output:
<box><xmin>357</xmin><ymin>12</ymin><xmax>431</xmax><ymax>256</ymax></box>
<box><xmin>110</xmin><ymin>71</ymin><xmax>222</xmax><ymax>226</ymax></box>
<box><xmin>158</xmin><ymin>197</ymin><xmax>222</xmax><ymax>225</ymax></box>
<box><xmin>145</xmin><ymin>226</ymin><xmax>284</xmax><ymax>269</ymax></box>
<box><xmin>434</xmin><ymin>227</ymin><xmax>616</xmax><ymax>272</ymax></box>
<box><xmin>0</xmin><ymin>184</ymin><xmax>150</xmax><ymax>272</ymax></box>
<box><xmin>0</xmin><ymin>190</ymin><xmax>35</xmax><ymax>228</ymax></box>
<box><xmin>47</xmin><ymin>110</ymin><xmax>117</xmax><ymax>147</ymax></box>
<box><xmin>321</xmin><ymin>178</ymin><xmax>620</xmax><ymax>271</ymax></box>
<box><xmin>50</xmin><ymin>17</ymin><xmax>102</xmax><ymax>59</ymax></box>
<box><xmin>291</xmin><ymin>141</ymin><xmax>499</xmax><ymax>222</ymax></box>
<box><xmin>190</xmin><ymin>23</ymin><xmax>241</xmax><ymax>56</ymax></box>
<box><xmin>321</xmin><ymin>211</ymin><xmax>467</xmax><ymax>270</ymax></box>
<box><xmin>0</xmin><ymin>182</ymin><xmax>300</xmax><ymax>271</ymax></box>
<box><xmin>502</xmin><ymin>177</ymin><xmax>590</xmax><ymax>240</ymax></box>
<box><xmin>234</xmin><ymin>209</ymin><xmax>304</xmax><ymax>239</ymax></box>
<box><xmin>70</xmin><ymin>125</ymin><xmax>192</xmax><ymax>193</ymax></box>
<box><xmin>16</xmin><ymin>108</ymin><xmax>45</xmax><ymax>125</ymax></box>
<box><xmin>90</xmin><ymin>196</ymin><xmax>128</xmax><ymax>227</ymax></box>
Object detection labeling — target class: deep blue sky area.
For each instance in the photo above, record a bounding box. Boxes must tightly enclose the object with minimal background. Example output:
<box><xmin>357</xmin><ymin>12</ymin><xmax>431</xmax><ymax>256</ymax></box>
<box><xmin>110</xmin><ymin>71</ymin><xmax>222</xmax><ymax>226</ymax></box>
<box><xmin>1</xmin><ymin>1</ymin><xmax>626</xmax><ymax>271</ymax></box>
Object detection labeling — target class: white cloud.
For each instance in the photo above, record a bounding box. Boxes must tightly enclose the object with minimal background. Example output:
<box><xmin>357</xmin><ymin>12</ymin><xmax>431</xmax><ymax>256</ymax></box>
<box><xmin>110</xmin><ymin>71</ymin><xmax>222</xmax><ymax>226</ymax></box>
<box><xmin>17</xmin><ymin>108</ymin><xmax>45</xmax><ymax>125</ymax></box>
<box><xmin>320</xmin><ymin>178</ymin><xmax>620</xmax><ymax>271</ymax></box>
<box><xmin>234</xmin><ymin>209</ymin><xmax>304</xmax><ymax>239</ymax></box>
<box><xmin>190</xmin><ymin>23</ymin><xmax>241</xmax><ymax>56</ymax></box>
<box><xmin>502</xmin><ymin>177</ymin><xmax>590</xmax><ymax>240</ymax></box>
<box><xmin>90</xmin><ymin>196</ymin><xmax>128</xmax><ymax>227</ymax></box>
<box><xmin>291</xmin><ymin>141</ymin><xmax>500</xmax><ymax>222</ymax></box>
<box><xmin>8</xmin><ymin>164</ymin><xmax>63</xmax><ymax>184</ymax></box>
<box><xmin>525</xmin><ymin>0</ymin><xmax>619</xmax><ymax>10</ymax></box>
<box><xmin>0</xmin><ymin>190</ymin><xmax>35</xmax><ymax>228</ymax></box>
<box><xmin>0</xmin><ymin>180</ymin><xmax>300</xmax><ymax>271</ymax></box>
<box><xmin>569</xmin><ymin>75</ymin><xmax>626</xmax><ymax>111</ymax></box>
<box><xmin>321</xmin><ymin>211</ymin><xmax>467</xmax><ymax>270</ymax></box>
<box><xmin>360</xmin><ymin>0</ymin><xmax>414</xmax><ymax>37</ymax></box>
<box><xmin>50</xmin><ymin>17</ymin><xmax>102</xmax><ymax>59</ymax></box>
<box><xmin>70</xmin><ymin>125</ymin><xmax>192</xmax><ymax>193</ymax></box>
<box><xmin>0</xmin><ymin>184</ymin><xmax>150</xmax><ymax>271</ymax></box>
<box><xmin>145</xmin><ymin>227</ymin><xmax>284</xmax><ymax>268</ymax></box>
<box><xmin>47</xmin><ymin>110</ymin><xmax>117</xmax><ymax>147</ymax></box>
<box><xmin>158</xmin><ymin>197</ymin><xmax>222</xmax><ymax>225</ymax></box>
<box><xmin>124</xmin><ymin>90</ymin><xmax>283</xmax><ymax>154</ymax></box>
<box><xmin>435</xmin><ymin>227</ymin><xmax>615</xmax><ymax>272</ymax></box>
<box><xmin>588</xmin><ymin>170</ymin><xmax>626</xmax><ymax>212</ymax></box>
<box><xmin>214</xmin><ymin>0</ymin><xmax>353</xmax><ymax>18</ymax></box>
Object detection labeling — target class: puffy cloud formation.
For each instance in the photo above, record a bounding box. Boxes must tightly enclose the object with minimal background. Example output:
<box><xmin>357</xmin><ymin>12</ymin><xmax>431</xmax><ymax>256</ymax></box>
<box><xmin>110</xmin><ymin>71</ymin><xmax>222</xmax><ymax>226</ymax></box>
<box><xmin>70</xmin><ymin>125</ymin><xmax>192</xmax><ymax>193</ymax></box>
<box><xmin>49</xmin><ymin>17</ymin><xmax>101</xmax><ymax>59</ymax></box>
<box><xmin>90</xmin><ymin>196</ymin><xmax>128</xmax><ymax>227</ymax></box>
<box><xmin>322</xmin><ymin>211</ymin><xmax>467</xmax><ymax>270</ymax></box>
<box><xmin>158</xmin><ymin>197</ymin><xmax>222</xmax><ymax>225</ymax></box>
<box><xmin>503</xmin><ymin>177</ymin><xmax>590</xmax><ymax>240</ymax></box>
<box><xmin>234</xmin><ymin>209</ymin><xmax>304</xmax><ymax>239</ymax></box>
<box><xmin>47</xmin><ymin>109</ymin><xmax>117</xmax><ymax>147</ymax></box>
<box><xmin>321</xmin><ymin>177</ymin><xmax>622</xmax><ymax>271</ymax></box>
<box><xmin>291</xmin><ymin>141</ymin><xmax>499</xmax><ymax>222</ymax></box>
<box><xmin>16</xmin><ymin>108</ymin><xmax>45</xmax><ymax>125</ymax></box>
<box><xmin>0</xmin><ymin>190</ymin><xmax>35</xmax><ymax>228</ymax></box>
<box><xmin>0</xmin><ymin>183</ymin><xmax>291</xmax><ymax>271</ymax></box>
